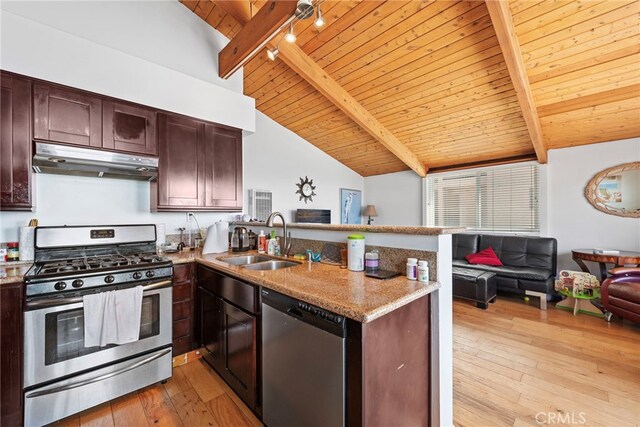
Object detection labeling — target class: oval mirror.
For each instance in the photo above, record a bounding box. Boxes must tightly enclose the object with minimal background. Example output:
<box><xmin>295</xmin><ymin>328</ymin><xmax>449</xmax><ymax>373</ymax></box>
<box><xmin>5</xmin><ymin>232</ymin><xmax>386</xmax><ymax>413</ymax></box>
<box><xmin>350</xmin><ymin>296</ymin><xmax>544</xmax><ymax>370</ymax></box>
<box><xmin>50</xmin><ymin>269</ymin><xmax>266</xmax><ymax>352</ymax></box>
<box><xmin>584</xmin><ymin>162</ymin><xmax>640</xmax><ymax>218</ymax></box>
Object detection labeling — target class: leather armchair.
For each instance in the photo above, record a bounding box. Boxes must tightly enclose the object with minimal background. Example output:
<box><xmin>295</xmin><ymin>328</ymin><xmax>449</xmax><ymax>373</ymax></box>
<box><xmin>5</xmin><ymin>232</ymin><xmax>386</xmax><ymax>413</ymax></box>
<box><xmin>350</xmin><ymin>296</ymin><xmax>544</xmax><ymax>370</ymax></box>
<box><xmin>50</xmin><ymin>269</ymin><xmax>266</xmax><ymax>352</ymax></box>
<box><xmin>601</xmin><ymin>267</ymin><xmax>640</xmax><ymax>323</ymax></box>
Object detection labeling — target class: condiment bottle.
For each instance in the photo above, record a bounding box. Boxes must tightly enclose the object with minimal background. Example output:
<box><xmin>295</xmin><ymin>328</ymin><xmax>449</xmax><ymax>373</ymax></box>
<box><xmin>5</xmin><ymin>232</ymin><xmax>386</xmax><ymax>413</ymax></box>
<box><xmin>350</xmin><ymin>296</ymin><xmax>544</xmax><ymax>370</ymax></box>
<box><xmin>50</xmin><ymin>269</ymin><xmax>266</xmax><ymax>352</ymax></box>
<box><xmin>258</xmin><ymin>230</ymin><xmax>267</xmax><ymax>254</ymax></box>
<box><xmin>418</xmin><ymin>260</ymin><xmax>429</xmax><ymax>283</ymax></box>
<box><xmin>406</xmin><ymin>258</ymin><xmax>417</xmax><ymax>280</ymax></box>
<box><xmin>6</xmin><ymin>242</ymin><xmax>19</xmax><ymax>262</ymax></box>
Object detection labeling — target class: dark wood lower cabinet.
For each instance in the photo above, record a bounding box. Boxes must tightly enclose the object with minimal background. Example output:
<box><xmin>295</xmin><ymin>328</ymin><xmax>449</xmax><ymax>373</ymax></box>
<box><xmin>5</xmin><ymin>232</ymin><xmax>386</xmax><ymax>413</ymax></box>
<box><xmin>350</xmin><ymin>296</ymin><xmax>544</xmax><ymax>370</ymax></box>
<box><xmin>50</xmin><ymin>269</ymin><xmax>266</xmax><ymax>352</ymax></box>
<box><xmin>197</xmin><ymin>265</ymin><xmax>258</xmax><ymax>411</ymax></box>
<box><xmin>0</xmin><ymin>282</ymin><xmax>24</xmax><ymax>426</ymax></box>
<box><xmin>172</xmin><ymin>263</ymin><xmax>196</xmax><ymax>356</ymax></box>
<box><xmin>347</xmin><ymin>295</ymin><xmax>431</xmax><ymax>427</ymax></box>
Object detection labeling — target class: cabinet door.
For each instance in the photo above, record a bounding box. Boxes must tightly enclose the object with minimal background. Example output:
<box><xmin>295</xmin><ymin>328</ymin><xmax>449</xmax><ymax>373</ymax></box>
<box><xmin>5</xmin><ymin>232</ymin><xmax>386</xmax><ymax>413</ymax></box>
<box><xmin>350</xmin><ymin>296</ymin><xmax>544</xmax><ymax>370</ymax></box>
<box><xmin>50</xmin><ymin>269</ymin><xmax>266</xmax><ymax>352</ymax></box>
<box><xmin>199</xmin><ymin>287</ymin><xmax>225</xmax><ymax>373</ymax></box>
<box><xmin>33</xmin><ymin>83</ymin><xmax>102</xmax><ymax>147</ymax></box>
<box><xmin>103</xmin><ymin>101</ymin><xmax>157</xmax><ymax>155</ymax></box>
<box><xmin>222</xmin><ymin>300</ymin><xmax>256</xmax><ymax>409</ymax></box>
<box><xmin>153</xmin><ymin>113</ymin><xmax>205</xmax><ymax>210</ymax></box>
<box><xmin>1</xmin><ymin>72</ymin><xmax>33</xmax><ymax>210</ymax></box>
<box><xmin>204</xmin><ymin>125</ymin><xmax>243</xmax><ymax>210</ymax></box>
<box><xmin>0</xmin><ymin>282</ymin><xmax>23</xmax><ymax>426</ymax></box>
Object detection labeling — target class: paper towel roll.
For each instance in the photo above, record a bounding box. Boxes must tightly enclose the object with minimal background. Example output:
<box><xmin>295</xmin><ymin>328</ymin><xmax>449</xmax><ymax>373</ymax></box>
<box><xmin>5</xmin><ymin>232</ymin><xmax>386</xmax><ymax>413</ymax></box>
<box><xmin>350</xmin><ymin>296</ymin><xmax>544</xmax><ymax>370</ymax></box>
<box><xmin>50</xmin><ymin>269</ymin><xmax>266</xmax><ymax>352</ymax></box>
<box><xmin>155</xmin><ymin>223</ymin><xmax>166</xmax><ymax>245</ymax></box>
<box><xmin>203</xmin><ymin>221</ymin><xmax>229</xmax><ymax>254</ymax></box>
<box><xmin>19</xmin><ymin>226</ymin><xmax>35</xmax><ymax>261</ymax></box>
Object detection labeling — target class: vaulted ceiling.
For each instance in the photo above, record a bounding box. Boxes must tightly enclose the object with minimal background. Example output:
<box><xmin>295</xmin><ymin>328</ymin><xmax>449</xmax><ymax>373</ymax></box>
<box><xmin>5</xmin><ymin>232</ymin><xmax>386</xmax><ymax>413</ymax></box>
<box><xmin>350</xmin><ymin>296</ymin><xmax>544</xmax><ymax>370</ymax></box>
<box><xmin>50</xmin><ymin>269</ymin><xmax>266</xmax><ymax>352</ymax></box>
<box><xmin>180</xmin><ymin>0</ymin><xmax>640</xmax><ymax>177</ymax></box>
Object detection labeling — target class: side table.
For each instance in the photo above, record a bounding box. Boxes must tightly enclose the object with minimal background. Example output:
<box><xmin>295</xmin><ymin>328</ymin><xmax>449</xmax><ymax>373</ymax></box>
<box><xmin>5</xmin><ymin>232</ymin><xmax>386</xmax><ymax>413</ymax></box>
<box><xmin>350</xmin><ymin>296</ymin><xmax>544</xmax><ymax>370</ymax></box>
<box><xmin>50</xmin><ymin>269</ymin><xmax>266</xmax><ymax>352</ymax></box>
<box><xmin>571</xmin><ymin>249</ymin><xmax>640</xmax><ymax>282</ymax></box>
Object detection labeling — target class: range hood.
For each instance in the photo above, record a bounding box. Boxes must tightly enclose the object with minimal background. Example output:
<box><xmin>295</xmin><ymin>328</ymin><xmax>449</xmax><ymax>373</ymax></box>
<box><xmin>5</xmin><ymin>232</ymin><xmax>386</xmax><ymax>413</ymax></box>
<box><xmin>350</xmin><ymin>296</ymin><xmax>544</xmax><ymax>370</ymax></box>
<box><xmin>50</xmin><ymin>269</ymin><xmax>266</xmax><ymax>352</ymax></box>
<box><xmin>32</xmin><ymin>142</ymin><xmax>158</xmax><ymax>181</ymax></box>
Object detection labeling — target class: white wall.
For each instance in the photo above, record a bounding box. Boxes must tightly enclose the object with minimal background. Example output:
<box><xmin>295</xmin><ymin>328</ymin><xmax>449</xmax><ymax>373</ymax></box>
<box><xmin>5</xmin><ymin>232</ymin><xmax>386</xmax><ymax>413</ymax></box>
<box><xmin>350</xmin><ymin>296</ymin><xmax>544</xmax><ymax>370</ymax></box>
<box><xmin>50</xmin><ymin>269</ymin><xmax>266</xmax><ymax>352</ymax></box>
<box><xmin>0</xmin><ymin>1</ymin><xmax>255</xmax><ymax>131</ymax></box>
<box><xmin>244</xmin><ymin>112</ymin><xmax>364</xmax><ymax>224</ymax></box>
<box><xmin>364</xmin><ymin>170</ymin><xmax>422</xmax><ymax>225</ymax></box>
<box><xmin>545</xmin><ymin>137</ymin><xmax>640</xmax><ymax>271</ymax></box>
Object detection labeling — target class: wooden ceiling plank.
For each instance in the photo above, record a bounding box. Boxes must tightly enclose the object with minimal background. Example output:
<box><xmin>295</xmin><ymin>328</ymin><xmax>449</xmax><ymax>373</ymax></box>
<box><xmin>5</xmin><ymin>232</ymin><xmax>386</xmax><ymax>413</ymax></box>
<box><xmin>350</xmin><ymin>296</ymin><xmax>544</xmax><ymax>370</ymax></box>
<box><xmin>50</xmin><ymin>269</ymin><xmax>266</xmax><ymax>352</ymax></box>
<box><xmin>528</xmin><ymin>45</ymin><xmax>640</xmax><ymax>84</ymax></box>
<box><xmin>524</xmin><ymin>28</ymin><xmax>640</xmax><ymax>73</ymax></box>
<box><xmin>428</xmin><ymin>154</ymin><xmax>537</xmax><ymax>174</ymax></box>
<box><xmin>518</xmin><ymin>2</ymin><xmax>635</xmax><ymax>46</ymax></box>
<box><xmin>514</xmin><ymin>0</ymin><xmax>608</xmax><ymax>36</ymax></box>
<box><xmin>321</xmin><ymin>2</ymin><xmax>487</xmax><ymax>85</ymax></box>
<box><xmin>486</xmin><ymin>0</ymin><xmax>547</xmax><ymax>163</ymax></box>
<box><xmin>275</xmin><ymin>41</ymin><xmax>427</xmax><ymax>176</ymax></box>
<box><xmin>193</xmin><ymin>1</ymin><xmax>215</xmax><ymax>20</ymax></box>
<box><xmin>218</xmin><ymin>0</ymin><xmax>297</xmax><ymax>79</ymax></box>
<box><xmin>180</xmin><ymin>0</ymin><xmax>199</xmax><ymax>12</ymax></box>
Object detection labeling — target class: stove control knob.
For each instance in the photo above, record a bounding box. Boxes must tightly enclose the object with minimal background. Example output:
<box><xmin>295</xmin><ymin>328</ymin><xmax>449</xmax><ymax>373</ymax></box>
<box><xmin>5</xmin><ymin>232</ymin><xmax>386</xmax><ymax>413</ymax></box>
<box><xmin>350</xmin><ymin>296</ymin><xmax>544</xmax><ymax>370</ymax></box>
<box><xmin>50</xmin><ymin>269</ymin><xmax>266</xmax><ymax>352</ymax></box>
<box><xmin>133</xmin><ymin>272</ymin><xmax>143</xmax><ymax>280</ymax></box>
<box><xmin>146</xmin><ymin>270</ymin><xmax>155</xmax><ymax>278</ymax></box>
<box><xmin>104</xmin><ymin>275</ymin><xmax>115</xmax><ymax>284</ymax></box>
<box><xmin>72</xmin><ymin>279</ymin><xmax>84</xmax><ymax>288</ymax></box>
<box><xmin>54</xmin><ymin>281</ymin><xmax>67</xmax><ymax>291</ymax></box>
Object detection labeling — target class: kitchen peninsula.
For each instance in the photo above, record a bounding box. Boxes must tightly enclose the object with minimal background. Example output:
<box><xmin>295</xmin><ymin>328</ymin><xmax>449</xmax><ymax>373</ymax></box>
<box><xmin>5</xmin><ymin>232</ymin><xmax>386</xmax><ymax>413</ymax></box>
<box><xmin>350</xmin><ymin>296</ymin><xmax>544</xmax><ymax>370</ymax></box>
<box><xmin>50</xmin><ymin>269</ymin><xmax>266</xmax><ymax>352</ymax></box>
<box><xmin>169</xmin><ymin>223</ymin><xmax>459</xmax><ymax>426</ymax></box>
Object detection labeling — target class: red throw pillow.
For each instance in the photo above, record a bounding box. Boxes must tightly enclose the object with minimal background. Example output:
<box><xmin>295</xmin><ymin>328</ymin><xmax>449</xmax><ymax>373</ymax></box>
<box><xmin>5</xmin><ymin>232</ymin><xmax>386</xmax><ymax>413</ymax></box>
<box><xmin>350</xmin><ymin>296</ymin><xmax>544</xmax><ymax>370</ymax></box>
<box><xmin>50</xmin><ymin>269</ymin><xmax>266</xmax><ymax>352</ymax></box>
<box><xmin>465</xmin><ymin>247</ymin><xmax>503</xmax><ymax>266</ymax></box>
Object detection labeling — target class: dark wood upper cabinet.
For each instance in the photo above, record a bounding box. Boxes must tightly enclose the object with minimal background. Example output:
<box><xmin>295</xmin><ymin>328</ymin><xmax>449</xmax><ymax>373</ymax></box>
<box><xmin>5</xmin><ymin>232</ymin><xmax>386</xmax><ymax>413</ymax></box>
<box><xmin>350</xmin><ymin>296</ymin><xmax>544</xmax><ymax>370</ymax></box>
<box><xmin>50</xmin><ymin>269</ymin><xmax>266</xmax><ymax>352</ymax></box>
<box><xmin>103</xmin><ymin>101</ymin><xmax>157</xmax><ymax>155</ymax></box>
<box><xmin>152</xmin><ymin>113</ymin><xmax>242</xmax><ymax>212</ymax></box>
<box><xmin>204</xmin><ymin>125</ymin><xmax>243</xmax><ymax>209</ymax></box>
<box><xmin>33</xmin><ymin>83</ymin><xmax>102</xmax><ymax>148</ymax></box>
<box><xmin>1</xmin><ymin>72</ymin><xmax>33</xmax><ymax>211</ymax></box>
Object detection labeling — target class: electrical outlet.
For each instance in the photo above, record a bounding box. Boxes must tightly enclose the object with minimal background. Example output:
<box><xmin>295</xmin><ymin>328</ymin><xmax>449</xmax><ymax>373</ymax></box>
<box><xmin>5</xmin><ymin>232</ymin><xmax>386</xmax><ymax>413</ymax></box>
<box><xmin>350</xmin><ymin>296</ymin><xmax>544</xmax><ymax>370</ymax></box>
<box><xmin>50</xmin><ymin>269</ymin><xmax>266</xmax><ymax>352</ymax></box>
<box><xmin>186</xmin><ymin>212</ymin><xmax>193</xmax><ymax>222</ymax></box>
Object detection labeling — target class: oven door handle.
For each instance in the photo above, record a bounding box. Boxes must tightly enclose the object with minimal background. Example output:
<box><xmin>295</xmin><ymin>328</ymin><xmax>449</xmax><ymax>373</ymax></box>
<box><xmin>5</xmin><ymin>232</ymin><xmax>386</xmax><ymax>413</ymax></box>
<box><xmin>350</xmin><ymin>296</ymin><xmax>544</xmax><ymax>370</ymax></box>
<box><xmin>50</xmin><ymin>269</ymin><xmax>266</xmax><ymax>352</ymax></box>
<box><xmin>25</xmin><ymin>279</ymin><xmax>172</xmax><ymax>309</ymax></box>
<box><xmin>24</xmin><ymin>347</ymin><xmax>172</xmax><ymax>398</ymax></box>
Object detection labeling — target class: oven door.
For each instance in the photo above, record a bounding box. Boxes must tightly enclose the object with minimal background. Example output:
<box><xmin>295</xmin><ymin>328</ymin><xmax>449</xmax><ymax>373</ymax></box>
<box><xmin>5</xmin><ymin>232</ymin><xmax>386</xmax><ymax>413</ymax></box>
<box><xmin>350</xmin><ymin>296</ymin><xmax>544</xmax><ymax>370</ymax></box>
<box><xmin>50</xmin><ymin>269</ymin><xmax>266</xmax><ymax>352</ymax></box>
<box><xmin>24</xmin><ymin>281</ymin><xmax>172</xmax><ymax>389</ymax></box>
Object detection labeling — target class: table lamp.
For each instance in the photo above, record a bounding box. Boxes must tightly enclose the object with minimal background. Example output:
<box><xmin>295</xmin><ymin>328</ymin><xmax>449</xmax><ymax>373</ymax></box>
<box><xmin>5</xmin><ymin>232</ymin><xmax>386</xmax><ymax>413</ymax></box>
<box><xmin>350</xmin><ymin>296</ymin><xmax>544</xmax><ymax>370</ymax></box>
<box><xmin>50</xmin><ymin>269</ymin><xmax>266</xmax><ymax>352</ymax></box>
<box><xmin>362</xmin><ymin>205</ymin><xmax>378</xmax><ymax>225</ymax></box>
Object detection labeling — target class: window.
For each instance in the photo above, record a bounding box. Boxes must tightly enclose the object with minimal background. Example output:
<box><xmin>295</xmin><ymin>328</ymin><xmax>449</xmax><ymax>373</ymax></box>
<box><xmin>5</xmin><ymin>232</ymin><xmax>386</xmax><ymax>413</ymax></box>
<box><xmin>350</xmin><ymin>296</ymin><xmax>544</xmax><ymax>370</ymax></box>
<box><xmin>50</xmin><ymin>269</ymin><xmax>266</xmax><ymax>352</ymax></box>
<box><xmin>426</xmin><ymin>163</ymin><xmax>540</xmax><ymax>233</ymax></box>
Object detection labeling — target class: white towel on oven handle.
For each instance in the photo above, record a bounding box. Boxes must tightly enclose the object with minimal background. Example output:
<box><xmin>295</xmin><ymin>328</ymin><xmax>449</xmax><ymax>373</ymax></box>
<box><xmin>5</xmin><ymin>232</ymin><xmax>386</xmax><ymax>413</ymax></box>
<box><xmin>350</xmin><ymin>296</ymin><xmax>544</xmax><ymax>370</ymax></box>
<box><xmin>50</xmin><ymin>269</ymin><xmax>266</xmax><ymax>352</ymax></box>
<box><xmin>83</xmin><ymin>286</ymin><xmax>144</xmax><ymax>347</ymax></box>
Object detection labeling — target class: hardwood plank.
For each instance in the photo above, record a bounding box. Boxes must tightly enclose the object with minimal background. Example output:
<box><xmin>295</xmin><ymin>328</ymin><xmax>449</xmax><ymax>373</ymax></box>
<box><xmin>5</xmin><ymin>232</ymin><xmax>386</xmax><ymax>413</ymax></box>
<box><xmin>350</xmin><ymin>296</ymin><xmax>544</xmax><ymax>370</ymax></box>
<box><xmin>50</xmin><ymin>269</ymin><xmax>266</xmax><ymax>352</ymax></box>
<box><xmin>204</xmin><ymin>393</ymin><xmax>253</xmax><ymax>427</ymax></box>
<box><xmin>486</xmin><ymin>0</ymin><xmax>547</xmax><ymax>163</ymax></box>
<box><xmin>138</xmin><ymin>385</ymin><xmax>184</xmax><ymax>427</ymax></box>
<box><xmin>164</xmin><ymin>365</ymin><xmax>193</xmax><ymax>398</ymax></box>
<box><xmin>169</xmin><ymin>388</ymin><xmax>219</xmax><ymax>426</ymax></box>
<box><xmin>110</xmin><ymin>394</ymin><xmax>149</xmax><ymax>427</ymax></box>
<box><xmin>78</xmin><ymin>403</ymin><xmax>115</xmax><ymax>427</ymax></box>
<box><xmin>179</xmin><ymin>360</ymin><xmax>226</xmax><ymax>403</ymax></box>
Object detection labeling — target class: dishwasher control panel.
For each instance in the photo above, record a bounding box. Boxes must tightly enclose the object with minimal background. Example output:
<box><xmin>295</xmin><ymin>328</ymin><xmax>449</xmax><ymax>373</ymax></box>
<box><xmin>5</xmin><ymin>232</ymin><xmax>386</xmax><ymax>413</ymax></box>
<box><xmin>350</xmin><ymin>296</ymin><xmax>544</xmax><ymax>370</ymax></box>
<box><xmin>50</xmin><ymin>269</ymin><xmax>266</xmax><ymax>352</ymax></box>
<box><xmin>298</xmin><ymin>302</ymin><xmax>343</xmax><ymax>325</ymax></box>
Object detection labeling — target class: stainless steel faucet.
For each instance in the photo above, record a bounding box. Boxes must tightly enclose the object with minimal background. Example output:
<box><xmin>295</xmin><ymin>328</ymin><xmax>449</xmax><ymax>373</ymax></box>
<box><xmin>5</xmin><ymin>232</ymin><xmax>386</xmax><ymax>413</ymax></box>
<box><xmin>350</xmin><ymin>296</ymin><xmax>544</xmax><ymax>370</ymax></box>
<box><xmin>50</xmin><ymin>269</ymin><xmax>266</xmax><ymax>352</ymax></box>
<box><xmin>265</xmin><ymin>211</ymin><xmax>291</xmax><ymax>257</ymax></box>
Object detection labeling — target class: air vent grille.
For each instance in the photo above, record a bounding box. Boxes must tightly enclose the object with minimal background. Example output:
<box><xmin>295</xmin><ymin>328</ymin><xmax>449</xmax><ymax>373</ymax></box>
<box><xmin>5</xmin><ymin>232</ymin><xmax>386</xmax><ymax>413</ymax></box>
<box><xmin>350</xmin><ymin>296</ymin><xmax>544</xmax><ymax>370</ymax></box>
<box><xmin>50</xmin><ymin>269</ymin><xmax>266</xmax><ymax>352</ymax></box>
<box><xmin>248</xmin><ymin>189</ymin><xmax>272</xmax><ymax>222</ymax></box>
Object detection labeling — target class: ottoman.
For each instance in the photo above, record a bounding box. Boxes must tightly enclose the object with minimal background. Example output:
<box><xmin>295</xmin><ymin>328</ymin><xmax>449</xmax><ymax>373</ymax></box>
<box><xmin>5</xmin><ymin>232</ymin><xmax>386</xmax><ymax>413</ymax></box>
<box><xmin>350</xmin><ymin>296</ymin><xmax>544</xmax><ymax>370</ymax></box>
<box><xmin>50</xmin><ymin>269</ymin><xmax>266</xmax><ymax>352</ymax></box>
<box><xmin>452</xmin><ymin>267</ymin><xmax>497</xmax><ymax>309</ymax></box>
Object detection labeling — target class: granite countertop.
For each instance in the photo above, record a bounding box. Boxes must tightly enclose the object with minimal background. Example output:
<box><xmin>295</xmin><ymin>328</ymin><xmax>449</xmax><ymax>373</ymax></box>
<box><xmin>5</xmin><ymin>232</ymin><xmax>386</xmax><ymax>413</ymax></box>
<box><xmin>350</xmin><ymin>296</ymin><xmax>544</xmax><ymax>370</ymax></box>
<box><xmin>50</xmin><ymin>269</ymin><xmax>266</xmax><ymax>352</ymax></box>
<box><xmin>0</xmin><ymin>261</ymin><xmax>33</xmax><ymax>285</ymax></box>
<box><xmin>167</xmin><ymin>250</ymin><xmax>440</xmax><ymax>323</ymax></box>
<box><xmin>233</xmin><ymin>222</ymin><xmax>465</xmax><ymax>235</ymax></box>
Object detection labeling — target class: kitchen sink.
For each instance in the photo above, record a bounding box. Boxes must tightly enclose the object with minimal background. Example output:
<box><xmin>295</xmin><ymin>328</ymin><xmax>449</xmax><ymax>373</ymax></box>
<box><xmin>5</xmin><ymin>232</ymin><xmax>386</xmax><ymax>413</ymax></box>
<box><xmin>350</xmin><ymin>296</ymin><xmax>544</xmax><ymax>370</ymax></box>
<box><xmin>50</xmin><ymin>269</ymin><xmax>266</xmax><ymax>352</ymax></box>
<box><xmin>219</xmin><ymin>255</ymin><xmax>275</xmax><ymax>265</ymax></box>
<box><xmin>242</xmin><ymin>260</ymin><xmax>301</xmax><ymax>271</ymax></box>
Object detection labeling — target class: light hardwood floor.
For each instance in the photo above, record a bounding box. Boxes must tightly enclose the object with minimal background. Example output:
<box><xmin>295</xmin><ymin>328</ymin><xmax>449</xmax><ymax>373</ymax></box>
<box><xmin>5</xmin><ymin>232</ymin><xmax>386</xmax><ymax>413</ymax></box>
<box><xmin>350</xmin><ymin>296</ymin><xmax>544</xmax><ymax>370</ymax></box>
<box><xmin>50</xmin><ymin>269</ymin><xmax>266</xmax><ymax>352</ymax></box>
<box><xmin>54</xmin><ymin>296</ymin><xmax>639</xmax><ymax>427</ymax></box>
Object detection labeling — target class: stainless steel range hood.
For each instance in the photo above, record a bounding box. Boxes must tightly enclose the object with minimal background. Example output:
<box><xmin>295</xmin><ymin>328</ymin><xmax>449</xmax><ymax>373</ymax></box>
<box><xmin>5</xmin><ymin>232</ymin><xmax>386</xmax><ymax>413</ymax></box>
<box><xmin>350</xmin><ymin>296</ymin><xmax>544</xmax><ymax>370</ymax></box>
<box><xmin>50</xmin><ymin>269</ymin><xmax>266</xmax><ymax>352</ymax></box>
<box><xmin>33</xmin><ymin>142</ymin><xmax>158</xmax><ymax>181</ymax></box>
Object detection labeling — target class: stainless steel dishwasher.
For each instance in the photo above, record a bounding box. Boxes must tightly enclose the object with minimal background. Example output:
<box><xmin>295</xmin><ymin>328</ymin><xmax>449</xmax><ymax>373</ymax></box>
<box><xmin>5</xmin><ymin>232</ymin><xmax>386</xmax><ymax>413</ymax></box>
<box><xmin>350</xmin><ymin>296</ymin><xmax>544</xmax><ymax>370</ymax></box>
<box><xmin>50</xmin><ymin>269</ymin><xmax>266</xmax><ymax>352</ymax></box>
<box><xmin>261</xmin><ymin>288</ymin><xmax>346</xmax><ymax>427</ymax></box>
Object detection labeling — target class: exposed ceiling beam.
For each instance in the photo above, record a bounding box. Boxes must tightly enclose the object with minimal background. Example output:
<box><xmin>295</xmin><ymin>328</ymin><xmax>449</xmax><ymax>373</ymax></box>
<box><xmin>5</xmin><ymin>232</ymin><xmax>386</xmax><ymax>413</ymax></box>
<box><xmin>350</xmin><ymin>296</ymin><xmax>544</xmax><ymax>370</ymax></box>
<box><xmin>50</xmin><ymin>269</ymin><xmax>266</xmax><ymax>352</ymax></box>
<box><xmin>218</xmin><ymin>0</ymin><xmax>297</xmax><ymax>79</ymax></box>
<box><xmin>213</xmin><ymin>0</ymin><xmax>428</xmax><ymax>176</ymax></box>
<box><xmin>276</xmin><ymin>42</ymin><xmax>428</xmax><ymax>176</ymax></box>
<box><xmin>485</xmin><ymin>0</ymin><xmax>548</xmax><ymax>164</ymax></box>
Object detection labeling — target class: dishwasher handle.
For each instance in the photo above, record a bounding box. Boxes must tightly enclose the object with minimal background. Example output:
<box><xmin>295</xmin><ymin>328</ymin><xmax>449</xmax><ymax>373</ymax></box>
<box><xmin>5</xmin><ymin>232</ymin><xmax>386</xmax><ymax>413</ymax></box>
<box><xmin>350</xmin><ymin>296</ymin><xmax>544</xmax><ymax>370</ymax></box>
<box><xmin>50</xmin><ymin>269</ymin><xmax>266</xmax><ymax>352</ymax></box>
<box><xmin>286</xmin><ymin>307</ymin><xmax>304</xmax><ymax>318</ymax></box>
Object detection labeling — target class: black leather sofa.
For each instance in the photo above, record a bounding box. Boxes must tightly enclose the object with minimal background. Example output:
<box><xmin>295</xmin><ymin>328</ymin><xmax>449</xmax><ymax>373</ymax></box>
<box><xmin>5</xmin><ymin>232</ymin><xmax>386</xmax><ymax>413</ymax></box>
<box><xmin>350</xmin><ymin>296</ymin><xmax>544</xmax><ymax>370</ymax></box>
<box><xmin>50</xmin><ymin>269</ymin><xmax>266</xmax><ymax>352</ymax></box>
<box><xmin>453</xmin><ymin>234</ymin><xmax>558</xmax><ymax>301</ymax></box>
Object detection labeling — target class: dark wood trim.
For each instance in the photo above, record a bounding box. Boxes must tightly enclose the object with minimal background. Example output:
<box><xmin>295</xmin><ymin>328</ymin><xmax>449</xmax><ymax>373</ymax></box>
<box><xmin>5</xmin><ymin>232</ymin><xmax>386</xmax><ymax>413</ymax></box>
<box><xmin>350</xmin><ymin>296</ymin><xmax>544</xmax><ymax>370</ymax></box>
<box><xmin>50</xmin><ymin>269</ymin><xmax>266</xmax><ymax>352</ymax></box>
<box><xmin>428</xmin><ymin>154</ymin><xmax>538</xmax><ymax>174</ymax></box>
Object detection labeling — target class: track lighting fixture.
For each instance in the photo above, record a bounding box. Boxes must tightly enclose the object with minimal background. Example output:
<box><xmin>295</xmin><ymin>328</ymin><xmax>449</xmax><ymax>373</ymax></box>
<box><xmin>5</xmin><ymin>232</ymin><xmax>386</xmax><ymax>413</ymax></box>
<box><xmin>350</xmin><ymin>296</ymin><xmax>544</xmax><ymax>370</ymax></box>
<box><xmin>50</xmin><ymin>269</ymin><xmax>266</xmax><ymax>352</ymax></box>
<box><xmin>285</xmin><ymin>23</ymin><xmax>297</xmax><ymax>43</ymax></box>
<box><xmin>314</xmin><ymin>5</ymin><xmax>325</xmax><ymax>28</ymax></box>
<box><xmin>267</xmin><ymin>46</ymin><xmax>279</xmax><ymax>61</ymax></box>
<box><xmin>295</xmin><ymin>0</ymin><xmax>314</xmax><ymax>20</ymax></box>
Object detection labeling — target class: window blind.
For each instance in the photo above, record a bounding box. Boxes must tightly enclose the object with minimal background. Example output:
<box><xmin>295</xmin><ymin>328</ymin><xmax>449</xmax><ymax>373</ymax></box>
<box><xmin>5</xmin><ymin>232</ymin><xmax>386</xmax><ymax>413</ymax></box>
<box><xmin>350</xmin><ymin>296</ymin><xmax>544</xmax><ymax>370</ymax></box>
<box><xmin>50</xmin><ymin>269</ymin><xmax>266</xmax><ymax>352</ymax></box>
<box><xmin>426</xmin><ymin>163</ymin><xmax>540</xmax><ymax>233</ymax></box>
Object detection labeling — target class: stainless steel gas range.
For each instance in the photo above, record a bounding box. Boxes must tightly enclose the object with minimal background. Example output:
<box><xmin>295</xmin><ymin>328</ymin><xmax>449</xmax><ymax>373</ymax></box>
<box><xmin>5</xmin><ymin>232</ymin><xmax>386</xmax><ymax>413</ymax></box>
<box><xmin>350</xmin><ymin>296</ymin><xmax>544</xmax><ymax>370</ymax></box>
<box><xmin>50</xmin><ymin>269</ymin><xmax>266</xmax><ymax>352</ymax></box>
<box><xmin>23</xmin><ymin>224</ymin><xmax>173</xmax><ymax>426</ymax></box>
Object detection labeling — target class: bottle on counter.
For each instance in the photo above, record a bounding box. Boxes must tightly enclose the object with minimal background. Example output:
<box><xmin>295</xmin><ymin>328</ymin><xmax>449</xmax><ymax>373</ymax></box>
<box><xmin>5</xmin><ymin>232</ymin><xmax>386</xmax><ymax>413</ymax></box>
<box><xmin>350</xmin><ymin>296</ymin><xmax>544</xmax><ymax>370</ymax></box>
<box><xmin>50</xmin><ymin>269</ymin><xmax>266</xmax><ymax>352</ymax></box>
<box><xmin>6</xmin><ymin>242</ymin><xmax>19</xmax><ymax>262</ymax></box>
<box><xmin>418</xmin><ymin>260</ymin><xmax>429</xmax><ymax>283</ymax></box>
<box><xmin>267</xmin><ymin>231</ymin><xmax>277</xmax><ymax>256</ymax></box>
<box><xmin>406</xmin><ymin>258</ymin><xmax>417</xmax><ymax>280</ymax></box>
<box><xmin>258</xmin><ymin>230</ymin><xmax>267</xmax><ymax>254</ymax></box>
<box><xmin>347</xmin><ymin>234</ymin><xmax>365</xmax><ymax>272</ymax></box>
<box><xmin>365</xmin><ymin>249</ymin><xmax>379</xmax><ymax>272</ymax></box>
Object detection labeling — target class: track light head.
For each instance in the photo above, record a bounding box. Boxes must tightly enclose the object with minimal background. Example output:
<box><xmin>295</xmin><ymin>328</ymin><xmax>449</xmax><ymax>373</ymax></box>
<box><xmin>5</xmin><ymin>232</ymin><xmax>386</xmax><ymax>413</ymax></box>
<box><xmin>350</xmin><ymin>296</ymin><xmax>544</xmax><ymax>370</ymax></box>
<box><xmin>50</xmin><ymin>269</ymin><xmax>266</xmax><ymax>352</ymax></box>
<box><xmin>285</xmin><ymin>23</ymin><xmax>297</xmax><ymax>43</ymax></box>
<box><xmin>314</xmin><ymin>6</ymin><xmax>325</xmax><ymax>28</ymax></box>
<box><xmin>267</xmin><ymin>47</ymin><xmax>279</xmax><ymax>61</ymax></box>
